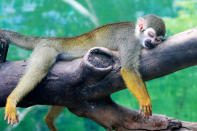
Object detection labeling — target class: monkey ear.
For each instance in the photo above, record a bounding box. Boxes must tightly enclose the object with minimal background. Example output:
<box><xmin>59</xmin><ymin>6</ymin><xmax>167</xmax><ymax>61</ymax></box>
<box><xmin>137</xmin><ymin>17</ymin><xmax>145</xmax><ymax>32</ymax></box>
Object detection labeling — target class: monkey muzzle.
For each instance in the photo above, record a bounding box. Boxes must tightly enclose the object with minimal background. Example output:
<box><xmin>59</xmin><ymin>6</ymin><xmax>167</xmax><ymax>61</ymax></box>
<box><xmin>145</xmin><ymin>39</ymin><xmax>155</xmax><ymax>49</ymax></box>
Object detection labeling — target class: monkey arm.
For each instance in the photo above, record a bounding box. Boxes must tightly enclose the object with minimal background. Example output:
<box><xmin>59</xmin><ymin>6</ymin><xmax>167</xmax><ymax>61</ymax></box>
<box><xmin>118</xmin><ymin>42</ymin><xmax>152</xmax><ymax>116</ymax></box>
<box><xmin>120</xmin><ymin>67</ymin><xmax>152</xmax><ymax>117</ymax></box>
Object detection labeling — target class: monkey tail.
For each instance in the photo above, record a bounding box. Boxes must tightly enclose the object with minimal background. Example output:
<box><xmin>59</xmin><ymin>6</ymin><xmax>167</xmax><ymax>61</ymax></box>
<box><xmin>0</xmin><ymin>29</ymin><xmax>41</xmax><ymax>50</ymax></box>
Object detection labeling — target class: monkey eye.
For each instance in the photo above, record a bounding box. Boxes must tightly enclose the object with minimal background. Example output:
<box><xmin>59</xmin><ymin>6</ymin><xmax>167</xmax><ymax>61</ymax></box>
<box><xmin>148</xmin><ymin>31</ymin><xmax>155</xmax><ymax>38</ymax></box>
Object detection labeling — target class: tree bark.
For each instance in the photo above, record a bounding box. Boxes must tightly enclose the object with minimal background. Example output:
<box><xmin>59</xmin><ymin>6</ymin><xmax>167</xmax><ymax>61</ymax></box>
<box><xmin>0</xmin><ymin>27</ymin><xmax>197</xmax><ymax>130</ymax></box>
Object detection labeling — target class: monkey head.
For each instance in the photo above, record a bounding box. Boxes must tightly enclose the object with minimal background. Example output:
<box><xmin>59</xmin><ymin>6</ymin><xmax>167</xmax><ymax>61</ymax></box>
<box><xmin>135</xmin><ymin>14</ymin><xmax>166</xmax><ymax>49</ymax></box>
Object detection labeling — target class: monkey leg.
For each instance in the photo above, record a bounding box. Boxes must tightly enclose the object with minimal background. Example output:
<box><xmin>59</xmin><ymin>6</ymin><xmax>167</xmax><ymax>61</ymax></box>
<box><xmin>44</xmin><ymin>106</ymin><xmax>65</xmax><ymax>131</ymax></box>
<box><xmin>5</xmin><ymin>47</ymin><xmax>57</xmax><ymax>125</ymax></box>
<box><xmin>120</xmin><ymin>67</ymin><xmax>152</xmax><ymax>117</ymax></box>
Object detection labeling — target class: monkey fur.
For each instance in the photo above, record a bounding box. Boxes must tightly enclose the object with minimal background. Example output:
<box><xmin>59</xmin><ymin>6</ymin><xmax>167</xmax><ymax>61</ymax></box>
<box><xmin>0</xmin><ymin>14</ymin><xmax>166</xmax><ymax>130</ymax></box>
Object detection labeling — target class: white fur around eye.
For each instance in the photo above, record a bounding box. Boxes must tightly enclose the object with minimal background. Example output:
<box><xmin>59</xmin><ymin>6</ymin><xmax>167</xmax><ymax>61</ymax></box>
<box><xmin>144</xmin><ymin>28</ymin><xmax>156</xmax><ymax>37</ymax></box>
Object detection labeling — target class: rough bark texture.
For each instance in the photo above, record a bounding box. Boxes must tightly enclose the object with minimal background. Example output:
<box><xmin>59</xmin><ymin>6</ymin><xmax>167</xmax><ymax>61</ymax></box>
<box><xmin>1</xmin><ymin>28</ymin><xmax>197</xmax><ymax>130</ymax></box>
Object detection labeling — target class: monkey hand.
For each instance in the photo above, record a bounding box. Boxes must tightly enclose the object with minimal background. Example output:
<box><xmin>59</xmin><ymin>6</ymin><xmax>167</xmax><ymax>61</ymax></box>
<box><xmin>4</xmin><ymin>97</ymin><xmax>19</xmax><ymax>125</ymax></box>
<box><xmin>139</xmin><ymin>97</ymin><xmax>152</xmax><ymax>118</ymax></box>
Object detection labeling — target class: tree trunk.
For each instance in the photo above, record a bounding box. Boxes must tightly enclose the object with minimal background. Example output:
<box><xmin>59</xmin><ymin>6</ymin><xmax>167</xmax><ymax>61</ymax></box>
<box><xmin>0</xmin><ymin>28</ymin><xmax>197</xmax><ymax>130</ymax></box>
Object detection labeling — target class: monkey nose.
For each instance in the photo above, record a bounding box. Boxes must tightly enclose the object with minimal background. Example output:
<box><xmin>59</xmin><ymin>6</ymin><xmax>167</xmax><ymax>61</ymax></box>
<box><xmin>145</xmin><ymin>39</ymin><xmax>155</xmax><ymax>49</ymax></box>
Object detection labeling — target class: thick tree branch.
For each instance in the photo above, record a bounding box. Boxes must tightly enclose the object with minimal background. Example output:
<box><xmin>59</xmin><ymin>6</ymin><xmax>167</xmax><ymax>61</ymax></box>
<box><xmin>0</xmin><ymin>28</ymin><xmax>197</xmax><ymax>130</ymax></box>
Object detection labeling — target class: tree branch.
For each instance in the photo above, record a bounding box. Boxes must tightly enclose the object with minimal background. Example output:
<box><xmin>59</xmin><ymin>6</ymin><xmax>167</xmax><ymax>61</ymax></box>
<box><xmin>0</xmin><ymin>28</ymin><xmax>197</xmax><ymax>130</ymax></box>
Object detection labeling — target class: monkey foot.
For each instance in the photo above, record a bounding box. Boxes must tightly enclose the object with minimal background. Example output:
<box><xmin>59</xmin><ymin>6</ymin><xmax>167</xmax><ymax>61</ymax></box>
<box><xmin>4</xmin><ymin>99</ymin><xmax>19</xmax><ymax>125</ymax></box>
<box><xmin>139</xmin><ymin>99</ymin><xmax>152</xmax><ymax>118</ymax></box>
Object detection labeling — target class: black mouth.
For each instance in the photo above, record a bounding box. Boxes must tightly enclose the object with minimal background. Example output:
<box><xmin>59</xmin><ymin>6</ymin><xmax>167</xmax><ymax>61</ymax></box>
<box><xmin>145</xmin><ymin>40</ymin><xmax>155</xmax><ymax>49</ymax></box>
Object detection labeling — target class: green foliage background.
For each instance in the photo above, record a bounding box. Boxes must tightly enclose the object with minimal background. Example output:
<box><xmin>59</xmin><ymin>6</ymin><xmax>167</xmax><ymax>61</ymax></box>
<box><xmin>0</xmin><ymin>0</ymin><xmax>197</xmax><ymax>130</ymax></box>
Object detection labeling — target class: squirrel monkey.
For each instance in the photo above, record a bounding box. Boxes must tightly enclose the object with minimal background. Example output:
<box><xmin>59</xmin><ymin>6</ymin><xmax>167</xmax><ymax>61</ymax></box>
<box><xmin>0</xmin><ymin>14</ymin><xmax>166</xmax><ymax>129</ymax></box>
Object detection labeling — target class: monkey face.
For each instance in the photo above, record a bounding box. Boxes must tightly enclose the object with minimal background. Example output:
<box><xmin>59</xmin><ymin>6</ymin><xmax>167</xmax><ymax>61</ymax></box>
<box><xmin>140</xmin><ymin>28</ymin><xmax>164</xmax><ymax>49</ymax></box>
<box><xmin>136</xmin><ymin>15</ymin><xmax>165</xmax><ymax>49</ymax></box>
